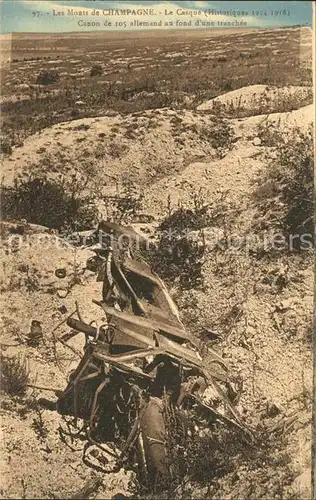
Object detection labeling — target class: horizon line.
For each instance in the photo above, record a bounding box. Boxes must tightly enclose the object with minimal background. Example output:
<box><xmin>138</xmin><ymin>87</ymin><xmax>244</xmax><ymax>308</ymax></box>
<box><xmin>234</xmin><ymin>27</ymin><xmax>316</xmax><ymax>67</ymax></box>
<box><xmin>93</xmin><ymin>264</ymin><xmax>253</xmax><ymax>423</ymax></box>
<box><xmin>1</xmin><ymin>24</ymin><xmax>311</xmax><ymax>35</ymax></box>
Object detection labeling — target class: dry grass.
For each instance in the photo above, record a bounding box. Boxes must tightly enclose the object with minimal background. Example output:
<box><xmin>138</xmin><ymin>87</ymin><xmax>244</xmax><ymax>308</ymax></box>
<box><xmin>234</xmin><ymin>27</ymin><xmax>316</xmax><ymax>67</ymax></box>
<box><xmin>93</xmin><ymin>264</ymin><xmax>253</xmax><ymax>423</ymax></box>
<box><xmin>1</xmin><ymin>28</ymin><xmax>312</xmax><ymax>149</ymax></box>
<box><xmin>1</xmin><ymin>173</ymin><xmax>99</xmax><ymax>231</ymax></box>
<box><xmin>0</xmin><ymin>354</ymin><xmax>30</xmax><ymax>396</ymax></box>
<box><xmin>253</xmin><ymin>125</ymin><xmax>314</xmax><ymax>244</ymax></box>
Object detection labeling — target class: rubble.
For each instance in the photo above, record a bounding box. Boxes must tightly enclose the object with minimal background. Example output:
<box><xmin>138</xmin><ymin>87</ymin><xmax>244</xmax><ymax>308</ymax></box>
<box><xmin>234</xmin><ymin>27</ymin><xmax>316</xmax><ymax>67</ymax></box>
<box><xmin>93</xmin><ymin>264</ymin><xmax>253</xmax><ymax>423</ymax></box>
<box><xmin>50</xmin><ymin>222</ymin><xmax>253</xmax><ymax>489</ymax></box>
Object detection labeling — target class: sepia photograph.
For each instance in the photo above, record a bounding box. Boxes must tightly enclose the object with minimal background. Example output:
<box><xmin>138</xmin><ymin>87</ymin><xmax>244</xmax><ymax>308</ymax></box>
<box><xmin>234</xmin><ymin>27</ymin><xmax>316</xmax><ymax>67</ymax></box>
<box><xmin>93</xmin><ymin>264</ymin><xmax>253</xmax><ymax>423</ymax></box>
<box><xmin>0</xmin><ymin>1</ymin><xmax>314</xmax><ymax>498</ymax></box>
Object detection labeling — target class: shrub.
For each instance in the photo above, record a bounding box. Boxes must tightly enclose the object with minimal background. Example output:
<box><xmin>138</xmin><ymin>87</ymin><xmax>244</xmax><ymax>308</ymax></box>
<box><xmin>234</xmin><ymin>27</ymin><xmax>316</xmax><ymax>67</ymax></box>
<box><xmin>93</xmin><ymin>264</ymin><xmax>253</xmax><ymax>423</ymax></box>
<box><xmin>116</xmin><ymin>178</ymin><xmax>143</xmax><ymax>221</ymax></box>
<box><xmin>104</xmin><ymin>177</ymin><xmax>143</xmax><ymax>224</ymax></box>
<box><xmin>253</xmin><ymin>126</ymin><xmax>314</xmax><ymax>248</ymax></box>
<box><xmin>36</xmin><ymin>70</ymin><xmax>60</xmax><ymax>85</ymax></box>
<box><xmin>71</xmin><ymin>108</ymin><xmax>80</xmax><ymax>118</ymax></box>
<box><xmin>146</xmin><ymin>200</ymin><xmax>210</xmax><ymax>289</ymax></box>
<box><xmin>159</xmin><ymin>206</ymin><xmax>210</xmax><ymax>233</ymax></box>
<box><xmin>1</xmin><ymin>174</ymin><xmax>98</xmax><ymax>231</ymax></box>
<box><xmin>186</xmin><ymin>427</ymin><xmax>242</xmax><ymax>483</ymax></box>
<box><xmin>31</xmin><ymin>407</ymin><xmax>49</xmax><ymax>439</ymax></box>
<box><xmin>90</xmin><ymin>64</ymin><xmax>102</xmax><ymax>77</ymax></box>
<box><xmin>0</xmin><ymin>354</ymin><xmax>30</xmax><ymax>396</ymax></box>
<box><xmin>153</xmin><ymin>231</ymin><xmax>205</xmax><ymax>289</ymax></box>
<box><xmin>107</xmin><ymin>142</ymin><xmax>128</xmax><ymax>159</ymax></box>
<box><xmin>0</xmin><ymin>135</ymin><xmax>12</xmax><ymax>155</ymax></box>
<box><xmin>199</xmin><ymin>118</ymin><xmax>236</xmax><ymax>154</ymax></box>
<box><xmin>186</xmin><ymin>425</ymin><xmax>296</xmax><ymax>499</ymax></box>
<box><xmin>257</xmin><ymin>119</ymin><xmax>284</xmax><ymax>147</ymax></box>
<box><xmin>73</xmin><ymin>123</ymin><xmax>90</xmax><ymax>131</ymax></box>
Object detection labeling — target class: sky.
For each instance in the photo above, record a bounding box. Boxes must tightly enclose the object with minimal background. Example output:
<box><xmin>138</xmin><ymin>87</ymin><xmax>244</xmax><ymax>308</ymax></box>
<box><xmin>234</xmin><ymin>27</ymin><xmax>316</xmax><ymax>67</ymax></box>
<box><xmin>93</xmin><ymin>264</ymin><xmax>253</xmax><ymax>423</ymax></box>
<box><xmin>0</xmin><ymin>0</ymin><xmax>313</xmax><ymax>33</ymax></box>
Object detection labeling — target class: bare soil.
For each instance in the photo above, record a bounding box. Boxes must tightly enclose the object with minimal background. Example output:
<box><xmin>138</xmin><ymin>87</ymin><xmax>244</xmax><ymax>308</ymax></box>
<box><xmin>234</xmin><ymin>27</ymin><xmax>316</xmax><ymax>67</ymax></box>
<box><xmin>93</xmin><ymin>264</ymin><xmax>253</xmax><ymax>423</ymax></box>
<box><xmin>0</xmin><ymin>26</ymin><xmax>313</xmax><ymax>500</ymax></box>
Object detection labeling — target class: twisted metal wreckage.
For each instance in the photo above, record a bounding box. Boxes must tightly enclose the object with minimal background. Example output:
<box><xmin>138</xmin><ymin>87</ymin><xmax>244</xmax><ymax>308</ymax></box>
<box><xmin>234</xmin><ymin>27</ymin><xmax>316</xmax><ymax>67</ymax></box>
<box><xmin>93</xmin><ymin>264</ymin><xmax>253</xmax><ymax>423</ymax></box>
<box><xmin>53</xmin><ymin>221</ymin><xmax>253</xmax><ymax>489</ymax></box>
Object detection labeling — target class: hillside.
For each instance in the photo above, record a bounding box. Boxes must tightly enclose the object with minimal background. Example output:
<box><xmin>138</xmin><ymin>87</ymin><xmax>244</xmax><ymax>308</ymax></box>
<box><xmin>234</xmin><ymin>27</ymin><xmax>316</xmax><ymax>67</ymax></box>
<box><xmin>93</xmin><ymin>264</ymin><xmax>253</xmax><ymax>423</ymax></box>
<box><xmin>0</xmin><ymin>25</ymin><xmax>313</xmax><ymax>500</ymax></box>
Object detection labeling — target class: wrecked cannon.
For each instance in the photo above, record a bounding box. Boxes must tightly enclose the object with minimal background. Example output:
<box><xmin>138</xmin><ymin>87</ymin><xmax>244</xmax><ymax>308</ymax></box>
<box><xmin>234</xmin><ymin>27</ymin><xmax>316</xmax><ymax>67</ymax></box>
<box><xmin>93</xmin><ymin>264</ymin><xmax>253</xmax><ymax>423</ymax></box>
<box><xmin>54</xmin><ymin>222</ymin><xmax>253</xmax><ymax>490</ymax></box>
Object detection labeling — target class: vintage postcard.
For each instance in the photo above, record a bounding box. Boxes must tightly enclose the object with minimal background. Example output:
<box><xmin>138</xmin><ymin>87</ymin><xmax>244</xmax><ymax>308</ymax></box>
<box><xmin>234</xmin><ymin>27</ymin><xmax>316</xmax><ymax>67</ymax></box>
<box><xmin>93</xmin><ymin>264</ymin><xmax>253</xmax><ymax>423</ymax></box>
<box><xmin>0</xmin><ymin>1</ymin><xmax>314</xmax><ymax>499</ymax></box>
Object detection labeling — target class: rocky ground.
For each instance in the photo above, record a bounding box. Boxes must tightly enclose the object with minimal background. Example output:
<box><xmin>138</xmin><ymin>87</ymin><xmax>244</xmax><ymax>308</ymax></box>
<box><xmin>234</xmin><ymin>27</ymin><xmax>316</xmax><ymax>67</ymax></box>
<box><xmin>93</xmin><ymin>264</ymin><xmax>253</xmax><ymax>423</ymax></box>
<box><xmin>0</xmin><ymin>80</ymin><xmax>313</xmax><ymax>499</ymax></box>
